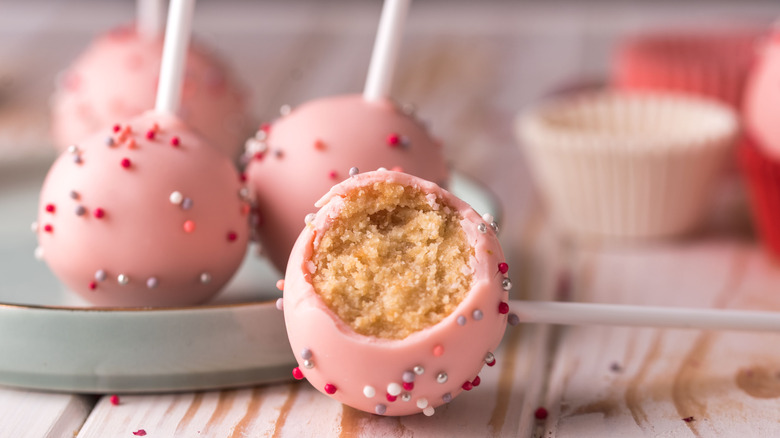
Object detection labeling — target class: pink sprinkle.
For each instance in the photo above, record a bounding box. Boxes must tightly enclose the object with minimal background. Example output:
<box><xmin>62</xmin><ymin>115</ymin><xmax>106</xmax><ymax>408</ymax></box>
<box><xmin>93</xmin><ymin>208</ymin><xmax>105</xmax><ymax>219</ymax></box>
<box><xmin>183</xmin><ymin>220</ymin><xmax>196</xmax><ymax>233</ymax></box>
<box><xmin>260</xmin><ymin>123</ymin><xmax>271</xmax><ymax>133</ymax></box>
<box><xmin>43</xmin><ymin>224</ymin><xmax>53</xmax><ymax>233</ymax></box>
<box><xmin>498</xmin><ymin>262</ymin><xmax>509</xmax><ymax>274</ymax></box>
<box><xmin>146</xmin><ymin>130</ymin><xmax>155</xmax><ymax>140</ymax></box>
<box><xmin>227</xmin><ymin>231</ymin><xmax>238</xmax><ymax>242</ymax></box>
<box><xmin>133</xmin><ymin>430</ymin><xmax>147</xmax><ymax>436</ymax></box>
<box><xmin>328</xmin><ymin>170</ymin><xmax>338</xmax><ymax>180</ymax></box>
<box><xmin>110</xmin><ymin>394</ymin><xmax>120</xmax><ymax>405</ymax></box>
<box><xmin>241</xmin><ymin>203</ymin><xmax>251</xmax><ymax>216</ymax></box>
<box><xmin>498</xmin><ymin>302</ymin><xmax>509</xmax><ymax>314</ymax></box>
<box><xmin>472</xmin><ymin>376</ymin><xmax>481</xmax><ymax>387</ymax></box>
<box><xmin>462</xmin><ymin>381</ymin><xmax>473</xmax><ymax>391</ymax></box>
<box><xmin>170</xmin><ymin>136</ymin><xmax>180</xmax><ymax>147</ymax></box>
<box><xmin>276</xmin><ymin>279</ymin><xmax>285</xmax><ymax>291</ymax></box>
<box><xmin>314</xmin><ymin>139</ymin><xmax>326</xmax><ymax>150</ymax></box>
<box><xmin>402</xmin><ymin>381</ymin><xmax>414</xmax><ymax>391</ymax></box>
<box><xmin>324</xmin><ymin>383</ymin><xmax>337</xmax><ymax>395</ymax></box>
<box><xmin>433</xmin><ymin>344</ymin><xmax>444</xmax><ymax>357</ymax></box>
<box><xmin>121</xmin><ymin>158</ymin><xmax>132</xmax><ymax>168</ymax></box>
<box><xmin>125</xmin><ymin>138</ymin><xmax>137</xmax><ymax>149</ymax></box>
<box><xmin>45</xmin><ymin>203</ymin><xmax>56</xmax><ymax>213</ymax></box>
<box><xmin>386</xmin><ymin>393</ymin><xmax>397</xmax><ymax>402</ymax></box>
<box><xmin>292</xmin><ymin>367</ymin><xmax>304</xmax><ymax>380</ymax></box>
<box><xmin>387</xmin><ymin>133</ymin><xmax>400</xmax><ymax>147</ymax></box>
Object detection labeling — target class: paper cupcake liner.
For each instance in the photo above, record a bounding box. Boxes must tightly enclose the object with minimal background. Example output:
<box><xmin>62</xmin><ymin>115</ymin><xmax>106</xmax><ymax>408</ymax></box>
<box><xmin>612</xmin><ymin>29</ymin><xmax>760</xmax><ymax>108</ymax></box>
<box><xmin>739</xmin><ymin>134</ymin><xmax>780</xmax><ymax>258</ymax></box>
<box><xmin>517</xmin><ymin>91</ymin><xmax>738</xmax><ymax>240</ymax></box>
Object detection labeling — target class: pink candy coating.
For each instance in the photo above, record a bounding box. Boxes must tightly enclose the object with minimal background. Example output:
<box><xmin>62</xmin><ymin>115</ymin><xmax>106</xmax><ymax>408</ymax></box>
<box><xmin>38</xmin><ymin>111</ymin><xmax>249</xmax><ymax>307</ymax></box>
<box><xmin>51</xmin><ymin>24</ymin><xmax>252</xmax><ymax>159</ymax></box>
<box><xmin>244</xmin><ymin>94</ymin><xmax>449</xmax><ymax>273</ymax></box>
<box><xmin>283</xmin><ymin>171</ymin><xmax>508</xmax><ymax>416</ymax></box>
<box><xmin>744</xmin><ymin>28</ymin><xmax>780</xmax><ymax>159</ymax></box>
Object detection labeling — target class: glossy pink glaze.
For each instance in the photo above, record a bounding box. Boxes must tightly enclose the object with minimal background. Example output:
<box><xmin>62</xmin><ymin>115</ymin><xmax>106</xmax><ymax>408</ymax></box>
<box><xmin>51</xmin><ymin>24</ymin><xmax>251</xmax><ymax>159</ymax></box>
<box><xmin>38</xmin><ymin>111</ymin><xmax>250</xmax><ymax>307</ymax></box>
<box><xmin>744</xmin><ymin>28</ymin><xmax>780</xmax><ymax>158</ymax></box>
<box><xmin>244</xmin><ymin>94</ymin><xmax>449</xmax><ymax>274</ymax></box>
<box><xmin>283</xmin><ymin>171</ymin><xmax>508</xmax><ymax>416</ymax></box>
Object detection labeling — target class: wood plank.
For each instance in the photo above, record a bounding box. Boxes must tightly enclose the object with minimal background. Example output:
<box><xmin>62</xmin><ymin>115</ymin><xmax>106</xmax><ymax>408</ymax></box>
<box><xmin>0</xmin><ymin>387</ymin><xmax>95</xmax><ymax>438</ymax></box>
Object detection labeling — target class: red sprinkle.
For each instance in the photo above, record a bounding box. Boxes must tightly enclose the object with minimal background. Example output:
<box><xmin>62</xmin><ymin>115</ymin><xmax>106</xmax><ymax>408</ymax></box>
<box><xmin>292</xmin><ymin>367</ymin><xmax>304</xmax><ymax>380</ymax></box>
<box><xmin>462</xmin><ymin>381</ymin><xmax>473</xmax><ymax>391</ymax></box>
<box><xmin>260</xmin><ymin>123</ymin><xmax>271</xmax><ymax>133</ymax></box>
<box><xmin>93</xmin><ymin>208</ymin><xmax>105</xmax><ymax>219</ymax></box>
<box><xmin>113</xmin><ymin>124</ymin><xmax>121</xmax><ymax>133</ymax></box>
<box><xmin>324</xmin><ymin>383</ymin><xmax>337</xmax><ymax>395</ymax></box>
<box><xmin>146</xmin><ymin>130</ymin><xmax>156</xmax><ymax>140</ymax></box>
<box><xmin>498</xmin><ymin>262</ymin><xmax>509</xmax><ymax>274</ymax></box>
<box><xmin>43</xmin><ymin>224</ymin><xmax>53</xmax><ymax>233</ymax></box>
<box><xmin>386</xmin><ymin>393</ymin><xmax>397</xmax><ymax>402</ymax></box>
<box><xmin>498</xmin><ymin>301</ymin><xmax>509</xmax><ymax>314</ymax></box>
<box><xmin>472</xmin><ymin>376</ymin><xmax>481</xmax><ymax>387</ymax></box>
<box><xmin>89</xmin><ymin>281</ymin><xmax>97</xmax><ymax>290</ymax></box>
<box><xmin>170</xmin><ymin>136</ymin><xmax>180</xmax><ymax>147</ymax></box>
<box><xmin>45</xmin><ymin>203</ymin><xmax>56</xmax><ymax>213</ymax></box>
<box><xmin>387</xmin><ymin>133</ymin><xmax>401</xmax><ymax>147</ymax></box>
<box><xmin>486</xmin><ymin>358</ymin><xmax>496</xmax><ymax>367</ymax></box>
<box><xmin>110</xmin><ymin>394</ymin><xmax>120</xmax><ymax>405</ymax></box>
<box><xmin>534</xmin><ymin>407</ymin><xmax>548</xmax><ymax>420</ymax></box>
<box><xmin>239</xmin><ymin>173</ymin><xmax>247</xmax><ymax>182</ymax></box>
<box><xmin>683</xmin><ymin>416</ymin><xmax>695</xmax><ymax>423</ymax></box>
<box><xmin>183</xmin><ymin>220</ymin><xmax>196</xmax><ymax>233</ymax></box>
<box><xmin>402</xmin><ymin>381</ymin><xmax>414</xmax><ymax>391</ymax></box>
<box><xmin>253</xmin><ymin>152</ymin><xmax>265</xmax><ymax>161</ymax></box>
<box><xmin>132</xmin><ymin>430</ymin><xmax>147</xmax><ymax>437</ymax></box>
<box><xmin>227</xmin><ymin>231</ymin><xmax>238</xmax><ymax>242</ymax></box>
<box><xmin>121</xmin><ymin>158</ymin><xmax>132</xmax><ymax>168</ymax></box>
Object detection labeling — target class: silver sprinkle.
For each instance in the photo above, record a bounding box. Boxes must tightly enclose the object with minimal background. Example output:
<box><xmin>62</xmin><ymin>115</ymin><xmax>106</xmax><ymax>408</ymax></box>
<box><xmin>200</xmin><ymin>272</ymin><xmax>212</xmax><ymax>284</ymax></box>
<box><xmin>456</xmin><ymin>315</ymin><xmax>467</xmax><ymax>326</ymax></box>
<box><xmin>442</xmin><ymin>393</ymin><xmax>453</xmax><ymax>403</ymax></box>
<box><xmin>303</xmin><ymin>359</ymin><xmax>314</xmax><ymax>369</ymax></box>
<box><xmin>349</xmin><ymin>167</ymin><xmax>359</xmax><ymax>177</ymax></box>
<box><xmin>105</xmin><ymin>137</ymin><xmax>115</xmax><ymax>146</ymax></box>
<box><xmin>69</xmin><ymin>191</ymin><xmax>79</xmax><ymax>200</ymax></box>
<box><xmin>279</xmin><ymin>104</ymin><xmax>291</xmax><ymax>116</ymax></box>
<box><xmin>67</xmin><ymin>145</ymin><xmax>79</xmax><ymax>154</ymax></box>
<box><xmin>502</xmin><ymin>278</ymin><xmax>512</xmax><ymax>291</ymax></box>
<box><xmin>485</xmin><ymin>352</ymin><xmax>495</xmax><ymax>363</ymax></box>
<box><xmin>400</xmin><ymin>136</ymin><xmax>410</xmax><ymax>148</ymax></box>
<box><xmin>75</xmin><ymin>205</ymin><xmax>86</xmax><ymax>216</ymax></box>
<box><xmin>477</xmin><ymin>223</ymin><xmax>487</xmax><ymax>233</ymax></box>
<box><xmin>375</xmin><ymin>404</ymin><xmax>386</xmax><ymax>415</ymax></box>
<box><xmin>508</xmin><ymin>313</ymin><xmax>520</xmax><ymax>326</ymax></box>
<box><xmin>181</xmin><ymin>198</ymin><xmax>193</xmax><ymax>210</ymax></box>
<box><xmin>490</xmin><ymin>221</ymin><xmax>500</xmax><ymax>233</ymax></box>
<box><xmin>436</xmin><ymin>372</ymin><xmax>448</xmax><ymax>384</ymax></box>
<box><xmin>301</xmin><ymin>348</ymin><xmax>313</xmax><ymax>360</ymax></box>
<box><xmin>413</xmin><ymin>365</ymin><xmax>424</xmax><ymax>375</ymax></box>
<box><xmin>73</xmin><ymin>155</ymin><xmax>82</xmax><ymax>164</ymax></box>
<box><xmin>473</xmin><ymin>309</ymin><xmax>483</xmax><ymax>321</ymax></box>
<box><xmin>94</xmin><ymin>269</ymin><xmax>107</xmax><ymax>282</ymax></box>
<box><xmin>402</xmin><ymin>371</ymin><xmax>415</xmax><ymax>383</ymax></box>
<box><xmin>117</xmin><ymin>274</ymin><xmax>129</xmax><ymax>285</ymax></box>
<box><xmin>401</xmin><ymin>393</ymin><xmax>411</xmax><ymax>402</ymax></box>
<box><xmin>147</xmin><ymin>277</ymin><xmax>158</xmax><ymax>289</ymax></box>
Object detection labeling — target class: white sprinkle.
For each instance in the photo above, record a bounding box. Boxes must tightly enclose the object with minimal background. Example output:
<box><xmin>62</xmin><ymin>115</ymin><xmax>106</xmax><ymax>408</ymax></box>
<box><xmin>387</xmin><ymin>383</ymin><xmax>402</xmax><ymax>396</ymax></box>
<box><xmin>67</xmin><ymin>145</ymin><xmax>79</xmax><ymax>154</ymax></box>
<box><xmin>363</xmin><ymin>386</ymin><xmax>376</xmax><ymax>398</ymax></box>
<box><xmin>377</xmin><ymin>167</ymin><xmax>387</xmax><ymax>171</ymax></box>
<box><xmin>482</xmin><ymin>213</ymin><xmax>494</xmax><ymax>224</ymax></box>
<box><xmin>280</xmin><ymin>104</ymin><xmax>292</xmax><ymax>116</ymax></box>
<box><xmin>146</xmin><ymin>277</ymin><xmax>158</xmax><ymax>289</ymax></box>
<box><xmin>275</xmin><ymin>298</ymin><xmax>284</xmax><ymax>311</ymax></box>
<box><xmin>423</xmin><ymin>406</ymin><xmax>435</xmax><ymax>416</ymax></box>
<box><xmin>304</xmin><ymin>213</ymin><xmax>316</xmax><ymax>225</ymax></box>
<box><xmin>117</xmin><ymin>274</ymin><xmax>129</xmax><ymax>285</ymax></box>
<box><xmin>255</xmin><ymin>130</ymin><xmax>268</xmax><ymax>141</ymax></box>
<box><xmin>200</xmin><ymin>272</ymin><xmax>212</xmax><ymax>284</ymax></box>
<box><xmin>34</xmin><ymin>246</ymin><xmax>44</xmax><ymax>260</ymax></box>
<box><xmin>169</xmin><ymin>191</ymin><xmax>183</xmax><ymax>205</ymax></box>
<box><xmin>30</xmin><ymin>222</ymin><xmax>38</xmax><ymax>232</ymax></box>
<box><xmin>416</xmin><ymin>398</ymin><xmax>429</xmax><ymax>409</ymax></box>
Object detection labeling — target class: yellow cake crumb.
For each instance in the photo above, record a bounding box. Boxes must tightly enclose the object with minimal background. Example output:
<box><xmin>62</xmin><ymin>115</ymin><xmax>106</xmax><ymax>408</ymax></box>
<box><xmin>311</xmin><ymin>182</ymin><xmax>474</xmax><ymax>340</ymax></box>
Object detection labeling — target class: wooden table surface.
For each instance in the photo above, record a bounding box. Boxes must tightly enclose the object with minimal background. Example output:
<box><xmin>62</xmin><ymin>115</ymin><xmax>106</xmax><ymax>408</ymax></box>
<box><xmin>2</xmin><ymin>1</ymin><xmax>780</xmax><ymax>436</ymax></box>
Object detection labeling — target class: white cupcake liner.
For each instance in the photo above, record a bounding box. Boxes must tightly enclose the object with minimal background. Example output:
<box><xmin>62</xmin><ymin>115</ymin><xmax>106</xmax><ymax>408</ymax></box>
<box><xmin>516</xmin><ymin>91</ymin><xmax>738</xmax><ymax>240</ymax></box>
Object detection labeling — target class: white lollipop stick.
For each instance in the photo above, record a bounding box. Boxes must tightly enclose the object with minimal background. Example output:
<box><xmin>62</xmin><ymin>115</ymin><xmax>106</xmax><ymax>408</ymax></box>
<box><xmin>510</xmin><ymin>301</ymin><xmax>780</xmax><ymax>332</ymax></box>
<box><xmin>137</xmin><ymin>0</ymin><xmax>163</xmax><ymax>40</ymax></box>
<box><xmin>363</xmin><ymin>0</ymin><xmax>411</xmax><ymax>101</ymax></box>
<box><xmin>154</xmin><ymin>0</ymin><xmax>195</xmax><ymax>115</ymax></box>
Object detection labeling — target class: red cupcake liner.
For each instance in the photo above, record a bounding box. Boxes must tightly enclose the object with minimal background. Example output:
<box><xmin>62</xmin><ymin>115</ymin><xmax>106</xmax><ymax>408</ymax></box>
<box><xmin>739</xmin><ymin>133</ymin><xmax>780</xmax><ymax>258</ymax></box>
<box><xmin>613</xmin><ymin>29</ymin><xmax>760</xmax><ymax>109</ymax></box>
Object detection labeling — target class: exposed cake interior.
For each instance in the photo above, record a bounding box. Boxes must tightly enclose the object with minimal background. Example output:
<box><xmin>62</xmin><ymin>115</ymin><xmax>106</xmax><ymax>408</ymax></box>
<box><xmin>311</xmin><ymin>181</ymin><xmax>474</xmax><ymax>340</ymax></box>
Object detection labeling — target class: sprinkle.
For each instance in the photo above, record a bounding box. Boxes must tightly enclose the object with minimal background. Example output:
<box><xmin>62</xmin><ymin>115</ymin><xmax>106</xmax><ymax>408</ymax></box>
<box><xmin>112</xmin><ymin>124</ymin><xmax>121</xmax><ymax>133</ymax></box>
<box><xmin>498</xmin><ymin>262</ymin><xmax>509</xmax><ymax>274</ymax></box>
<box><xmin>43</xmin><ymin>224</ymin><xmax>53</xmax><ymax>233</ymax></box>
<box><xmin>386</xmin><ymin>393</ymin><xmax>397</xmax><ymax>402</ymax></box>
<box><xmin>499</xmin><ymin>302</ymin><xmax>510</xmax><ymax>314</ymax></box>
<box><xmin>416</xmin><ymin>398</ymin><xmax>429</xmax><ymax>409</ymax></box>
<box><xmin>485</xmin><ymin>352</ymin><xmax>496</xmax><ymax>366</ymax></box>
<box><xmin>89</xmin><ymin>281</ymin><xmax>97</xmax><ymax>290</ymax></box>
<box><xmin>472</xmin><ymin>376</ymin><xmax>481</xmax><ymax>387</ymax></box>
<box><xmin>117</xmin><ymin>274</ymin><xmax>129</xmax><ymax>285</ymax></box>
<box><xmin>274</xmin><ymin>149</ymin><xmax>284</xmax><ymax>158</ymax></box>
<box><xmin>110</xmin><ymin>394</ymin><xmax>120</xmax><ymax>405</ymax></box>
<box><xmin>276</xmin><ymin>279</ymin><xmax>285</xmax><ymax>291</ymax></box>
<box><xmin>253</xmin><ymin>152</ymin><xmax>265</xmax><ymax>161</ymax></box>
<box><xmin>301</xmin><ymin>348</ymin><xmax>312</xmax><ymax>360</ymax></box>
<box><xmin>508</xmin><ymin>313</ymin><xmax>520</xmax><ymax>326</ymax></box>
<box><xmin>73</xmin><ymin>155</ymin><xmax>83</xmax><ymax>164</ymax></box>
<box><xmin>502</xmin><ymin>278</ymin><xmax>512</xmax><ymax>291</ymax></box>
<box><xmin>95</xmin><ymin>270</ymin><xmax>107</xmax><ymax>282</ymax></box>
<box><xmin>169</xmin><ymin>191</ymin><xmax>183</xmax><ymax>204</ymax></box>
<box><xmin>183</xmin><ymin>220</ymin><xmax>196</xmax><ymax>233</ymax></box>
<box><xmin>275</xmin><ymin>298</ymin><xmax>284</xmax><ymax>310</ymax></box>
<box><xmin>413</xmin><ymin>366</ymin><xmax>424</xmax><ymax>375</ymax></box>
<box><xmin>436</xmin><ymin>372</ymin><xmax>448</xmax><ymax>383</ymax></box>
<box><xmin>239</xmin><ymin>173</ymin><xmax>247</xmax><ymax>183</ymax></box>
<box><xmin>146</xmin><ymin>130</ymin><xmax>155</xmax><ymax>140</ymax></box>
<box><xmin>482</xmin><ymin>213</ymin><xmax>494</xmax><ymax>223</ymax></box>
<box><xmin>534</xmin><ymin>407</ymin><xmax>548</xmax><ymax>420</ymax></box>
<box><xmin>146</xmin><ymin>277</ymin><xmax>158</xmax><ymax>289</ymax></box>
<box><xmin>70</xmin><ymin>191</ymin><xmax>79</xmax><ymax>199</ymax></box>
<box><xmin>377</xmin><ymin>167</ymin><xmax>387</xmax><ymax>171</ymax></box>
<box><xmin>75</xmin><ymin>206</ymin><xmax>86</xmax><ymax>216</ymax></box>
<box><xmin>402</xmin><ymin>371</ymin><xmax>415</xmax><ymax>383</ymax></box>
<box><xmin>30</xmin><ymin>221</ymin><xmax>38</xmax><ymax>232</ymax></box>
<box><xmin>390</xmin><ymin>166</ymin><xmax>404</xmax><ymax>172</ymax></box>
<box><xmin>45</xmin><ymin>203</ymin><xmax>56</xmax><ymax>213</ymax></box>
<box><xmin>328</xmin><ymin>170</ymin><xmax>338</xmax><ymax>180</ymax></box>
<box><xmin>401</xmin><ymin>393</ymin><xmax>411</xmax><ymax>402</ymax></box>
<box><xmin>456</xmin><ymin>315</ymin><xmax>467</xmax><ymax>326</ymax></box>
<box><xmin>239</xmin><ymin>187</ymin><xmax>250</xmax><ymax>199</ymax></box>
<box><xmin>170</xmin><ymin>136</ymin><xmax>180</xmax><ymax>147</ymax></box>
<box><xmin>442</xmin><ymin>393</ymin><xmax>453</xmax><ymax>403</ymax></box>
<box><xmin>472</xmin><ymin>309</ymin><xmax>483</xmax><ymax>320</ymax></box>
<box><xmin>477</xmin><ymin>223</ymin><xmax>487</xmax><ymax>233</ymax></box>
<box><xmin>363</xmin><ymin>386</ymin><xmax>376</xmax><ymax>398</ymax></box>
<box><xmin>402</xmin><ymin>382</ymin><xmax>414</xmax><ymax>391</ymax></box>
<box><xmin>387</xmin><ymin>133</ymin><xmax>401</xmax><ymax>147</ymax></box>
<box><xmin>133</xmin><ymin>430</ymin><xmax>147</xmax><ymax>437</ymax></box>
<box><xmin>490</xmin><ymin>221</ymin><xmax>500</xmax><ymax>233</ymax></box>
<box><xmin>200</xmin><ymin>272</ymin><xmax>211</xmax><ymax>284</ymax></box>
<box><xmin>462</xmin><ymin>381</ymin><xmax>473</xmax><ymax>391</ymax></box>
<box><xmin>303</xmin><ymin>359</ymin><xmax>314</xmax><ymax>369</ymax></box>
<box><xmin>280</xmin><ymin>104</ymin><xmax>291</xmax><ymax>116</ymax></box>
<box><xmin>255</xmin><ymin>130</ymin><xmax>268</xmax><ymax>141</ymax></box>
<box><xmin>433</xmin><ymin>345</ymin><xmax>444</xmax><ymax>357</ymax></box>
<box><xmin>314</xmin><ymin>139</ymin><xmax>326</xmax><ymax>150</ymax></box>
<box><xmin>387</xmin><ymin>383</ymin><xmax>402</xmax><ymax>396</ymax></box>
<box><xmin>324</xmin><ymin>383</ymin><xmax>337</xmax><ymax>395</ymax></box>
<box><xmin>292</xmin><ymin>367</ymin><xmax>304</xmax><ymax>380</ymax></box>
<box><xmin>181</xmin><ymin>198</ymin><xmax>193</xmax><ymax>210</ymax></box>
<box><xmin>120</xmin><ymin>158</ymin><xmax>131</xmax><ymax>168</ymax></box>
<box><xmin>423</xmin><ymin>406</ymin><xmax>435</xmax><ymax>416</ymax></box>
<box><xmin>125</xmin><ymin>138</ymin><xmax>137</xmax><ymax>149</ymax></box>
<box><xmin>260</xmin><ymin>123</ymin><xmax>272</xmax><ymax>133</ymax></box>
<box><xmin>105</xmin><ymin>137</ymin><xmax>115</xmax><ymax>146</ymax></box>
<box><xmin>67</xmin><ymin>145</ymin><xmax>79</xmax><ymax>154</ymax></box>
<box><xmin>93</xmin><ymin>208</ymin><xmax>105</xmax><ymax>219</ymax></box>
<box><xmin>610</xmin><ymin>362</ymin><xmax>622</xmax><ymax>373</ymax></box>
<box><xmin>682</xmin><ymin>416</ymin><xmax>695</xmax><ymax>423</ymax></box>
<box><xmin>375</xmin><ymin>404</ymin><xmax>387</xmax><ymax>415</ymax></box>
<box><xmin>304</xmin><ymin>213</ymin><xmax>316</xmax><ymax>225</ymax></box>
<box><xmin>349</xmin><ymin>167</ymin><xmax>359</xmax><ymax>177</ymax></box>
<box><xmin>34</xmin><ymin>246</ymin><xmax>44</xmax><ymax>260</ymax></box>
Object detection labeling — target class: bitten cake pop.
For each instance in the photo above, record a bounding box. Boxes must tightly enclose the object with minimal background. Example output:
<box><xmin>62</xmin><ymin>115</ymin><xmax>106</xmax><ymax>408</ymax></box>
<box><xmin>244</xmin><ymin>0</ymin><xmax>448</xmax><ymax>273</ymax></box>
<box><xmin>36</xmin><ymin>0</ymin><xmax>249</xmax><ymax>307</ymax></box>
<box><xmin>50</xmin><ymin>23</ymin><xmax>251</xmax><ymax>159</ymax></box>
<box><xmin>244</xmin><ymin>94</ymin><xmax>448</xmax><ymax>272</ymax></box>
<box><xmin>281</xmin><ymin>170</ymin><xmax>508</xmax><ymax>416</ymax></box>
<box><xmin>36</xmin><ymin>111</ymin><xmax>250</xmax><ymax>307</ymax></box>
